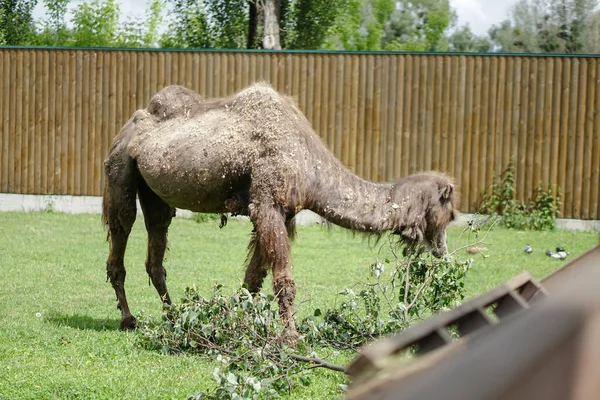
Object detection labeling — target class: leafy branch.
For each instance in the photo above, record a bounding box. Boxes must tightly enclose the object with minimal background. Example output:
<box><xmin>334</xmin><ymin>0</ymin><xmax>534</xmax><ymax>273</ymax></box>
<box><xmin>137</xmin><ymin>231</ymin><xmax>479</xmax><ymax>398</ymax></box>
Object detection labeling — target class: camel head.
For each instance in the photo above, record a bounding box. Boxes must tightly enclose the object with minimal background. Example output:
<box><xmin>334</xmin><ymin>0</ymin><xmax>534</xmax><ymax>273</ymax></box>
<box><xmin>390</xmin><ymin>172</ymin><xmax>458</xmax><ymax>258</ymax></box>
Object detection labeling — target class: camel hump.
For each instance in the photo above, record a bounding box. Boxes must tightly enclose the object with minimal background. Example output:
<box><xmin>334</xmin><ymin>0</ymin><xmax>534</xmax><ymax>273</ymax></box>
<box><xmin>147</xmin><ymin>85</ymin><xmax>204</xmax><ymax>121</ymax></box>
<box><xmin>233</xmin><ymin>82</ymin><xmax>292</xmax><ymax>109</ymax></box>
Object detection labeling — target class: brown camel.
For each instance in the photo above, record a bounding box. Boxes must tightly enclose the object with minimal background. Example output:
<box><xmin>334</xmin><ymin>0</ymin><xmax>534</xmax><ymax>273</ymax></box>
<box><xmin>102</xmin><ymin>83</ymin><xmax>458</xmax><ymax>339</ymax></box>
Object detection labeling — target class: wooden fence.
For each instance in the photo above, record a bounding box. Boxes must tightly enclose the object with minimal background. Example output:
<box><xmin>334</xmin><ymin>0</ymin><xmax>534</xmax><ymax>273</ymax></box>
<box><xmin>0</xmin><ymin>47</ymin><xmax>599</xmax><ymax>219</ymax></box>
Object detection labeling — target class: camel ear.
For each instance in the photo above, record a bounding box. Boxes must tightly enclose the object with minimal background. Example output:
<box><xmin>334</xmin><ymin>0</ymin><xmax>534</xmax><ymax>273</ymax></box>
<box><xmin>439</xmin><ymin>183</ymin><xmax>454</xmax><ymax>202</ymax></box>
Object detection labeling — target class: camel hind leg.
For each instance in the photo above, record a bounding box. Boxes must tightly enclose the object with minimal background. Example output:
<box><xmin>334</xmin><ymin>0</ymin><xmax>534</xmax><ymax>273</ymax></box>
<box><xmin>102</xmin><ymin>159</ymin><xmax>138</xmax><ymax>330</ymax></box>
<box><xmin>138</xmin><ymin>179</ymin><xmax>175</xmax><ymax>306</ymax></box>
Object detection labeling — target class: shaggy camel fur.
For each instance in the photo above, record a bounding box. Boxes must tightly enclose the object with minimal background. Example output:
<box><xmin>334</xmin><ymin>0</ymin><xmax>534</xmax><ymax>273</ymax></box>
<box><xmin>102</xmin><ymin>83</ymin><xmax>458</xmax><ymax>339</ymax></box>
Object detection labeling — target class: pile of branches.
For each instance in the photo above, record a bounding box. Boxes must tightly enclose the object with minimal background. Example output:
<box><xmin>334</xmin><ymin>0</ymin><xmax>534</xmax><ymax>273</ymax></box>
<box><xmin>137</xmin><ymin>236</ymin><xmax>475</xmax><ymax>399</ymax></box>
<box><xmin>137</xmin><ymin>285</ymin><xmax>327</xmax><ymax>399</ymax></box>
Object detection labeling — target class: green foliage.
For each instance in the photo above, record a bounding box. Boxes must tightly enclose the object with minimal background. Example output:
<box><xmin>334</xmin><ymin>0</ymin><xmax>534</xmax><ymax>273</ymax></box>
<box><xmin>420</xmin><ymin>2</ymin><xmax>453</xmax><ymax>49</ymax></box>
<box><xmin>160</xmin><ymin>0</ymin><xmax>211</xmax><ymax>48</ymax></box>
<box><xmin>137</xmin><ymin>285</ymin><xmax>312</xmax><ymax>399</ymax></box>
<box><xmin>325</xmin><ymin>0</ymin><xmax>457</xmax><ymax>51</ymax></box>
<box><xmin>34</xmin><ymin>0</ymin><xmax>70</xmax><ymax>46</ymax></box>
<box><xmin>382</xmin><ymin>0</ymin><xmax>456</xmax><ymax>51</ymax></box>
<box><xmin>70</xmin><ymin>0</ymin><xmax>121</xmax><ymax>47</ymax></box>
<box><xmin>478</xmin><ymin>162</ymin><xmax>561</xmax><ymax>231</ymax></box>
<box><xmin>321</xmin><ymin>0</ymin><xmax>364</xmax><ymax>50</ymax></box>
<box><xmin>22</xmin><ymin>0</ymin><xmax>482</xmax><ymax>51</ymax></box>
<box><xmin>489</xmin><ymin>0</ymin><xmax>599</xmax><ymax>53</ymax></box>
<box><xmin>448</xmin><ymin>25</ymin><xmax>492</xmax><ymax>52</ymax></box>
<box><xmin>43</xmin><ymin>197</ymin><xmax>56</xmax><ymax>213</ymax></box>
<box><xmin>325</xmin><ymin>0</ymin><xmax>395</xmax><ymax>50</ymax></box>
<box><xmin>286</xmin><ymin>0</ymin><xmax>350</xmax><ymax>49</ymax></box>
<box><xmin>368</xmin><ymin>0</ymin><xmax>396</xmax><ymax>50</ymax></box>
<box><xmin>31</xmin><ymin>0</ymin><xmax>166</xmax><ymax>48</ymax></box>
<box><xmin>1</xmin><ymin>212</ymin><xmax>597</xmax><ymax>399</ymax></box>
<box><xmin>162</xmin><ymin>0</ymin><xmax>247</xmax><ymax>49</ymax></box>
<box><xmin>161</xmin><ymin>0</ymin><xmax>353</xmax><ymax>50</ymax></box>
<box><xmin>300</xmin><ymin>253</ymin><xmax>471</xmax><ymax>349</ymax></box>
<box><xmin>137</xmin><ymin>245</ymin><xmax>471</xmax><ymax>397</ymax></box>
<box><xmin>117</xmin><ymin>0</ymin><xmax>165</xmax><ymax>47</ymax></box>
<box><xmin>206</xmin><ymin>0</ymin><xmax>247</xmax><ymax>49</ymax></box>
<box><xmin>192</xmin><ymin>213</ymin><xmax>221</xmax><ymax>224</ymax></box>
<box><xmin>0</xmin><ymin>0</ymin><xmax>38</xmax><ymax>45</ymax></box>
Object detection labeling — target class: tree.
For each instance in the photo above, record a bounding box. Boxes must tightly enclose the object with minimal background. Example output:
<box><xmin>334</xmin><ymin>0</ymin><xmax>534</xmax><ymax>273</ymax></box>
<box><xmin>547</xmin><ymin>0</ymin><xmax>597</xmax><ymax>52</ymax></box>
<box><xmin>262</xmin><ymin>0</ymin><xmax>280</xmax><ymax>49</ymax></box>
<box><xmin>448</xmin><ymin>25</ymin><xmax>492</xmax><ymax>52</ymax></box>
<box><xmin>162</xmin><ymin>0</ymin><xmax>352</xmax><ymax>50</ymax></box>
<box><xmin>70</xmin><ymin>0</ymin><xmax>121</xmax><ymax>47</ymax></box>
<box><xmin>324</xmin><ymin>0</ymin><xmax>457</xmax><ymax>51</ymax></box>
<box><xmin>118</xmin><ymin>0</ymin><xmax>165</xmax><ymax>47</ymax></box>
<box><xmin>323</xmin><ymin>0</ymin><xmax>394</xmax><ymax>50</ymax></box>
<box><xmin>383</xmin><ymin>0</ymin><xmax>456</xmax><ymax>51</ymax></box>
<box><xmin>583</xmin><ymin>9</ymin><xmax>600</xmax><ymax>52</ymax></box>
<box><xmin>286</xmin><ymin>0</ymin><xmax>349</xmax><ymax>49</ymax></box>
<box><xmin>31</xmin><ymin>0</ymin><xmax>165</xmax><ymax>48</ymax></box>
<box><xmin>0</xmin><ymin>0</ymin><xmax>38</xmax><ymax>45</ymax></box>
<box><xmin>34</xmin><ymin>0</ymin><xmax>70</xmax><ymax>46</ymax></box>
<box><xmin>160</xmin><ymin>0</ymin><xmax>211</xmax><ymax>48</ymax></box>
<box><xmin>207</xmin><ymin>0</ymin><xmax>248</xmax><ymax>48</ymax></box>
<box><xmin>162</xmin><ymin>0</ymin><xmax>251</xmax><ymax>49</ymax></box>
<box><xmin>488</xmin><ymin>0</ymin><xmax>599</xmax><ymax>53</ymax></box>
<box><xmin>321</xmin><ymin>0</ymin><xmax>364</xmax><ymax>49</ymax></box>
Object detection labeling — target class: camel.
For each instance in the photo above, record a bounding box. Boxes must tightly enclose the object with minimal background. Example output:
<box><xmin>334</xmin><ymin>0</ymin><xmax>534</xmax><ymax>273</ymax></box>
<box><xmin>102</xmin><ymin>83</ymin><xmax>458</xmax><ymax>340</ymax></box>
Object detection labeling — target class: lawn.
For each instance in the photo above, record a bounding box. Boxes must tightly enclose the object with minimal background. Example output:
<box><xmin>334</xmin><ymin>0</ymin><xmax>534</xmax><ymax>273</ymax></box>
<box><xmin>0</xmin><ymin>212</ymin><xmax>597</xmax><ymax>399</ymax></box>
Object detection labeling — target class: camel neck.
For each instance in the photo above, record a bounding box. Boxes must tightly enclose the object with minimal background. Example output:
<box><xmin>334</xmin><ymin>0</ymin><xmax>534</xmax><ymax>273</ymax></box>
<box><xmin>305</xmin><ymin>158</ymin><xmax>395</xmax><ymax>233</ymax></box>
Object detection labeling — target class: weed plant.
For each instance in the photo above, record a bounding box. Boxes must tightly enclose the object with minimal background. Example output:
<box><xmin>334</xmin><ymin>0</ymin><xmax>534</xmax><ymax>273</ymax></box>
<box><xmin>478</xmin><ymin>162</ymin><xmax>561</xmax><ymax>230</ymax></box>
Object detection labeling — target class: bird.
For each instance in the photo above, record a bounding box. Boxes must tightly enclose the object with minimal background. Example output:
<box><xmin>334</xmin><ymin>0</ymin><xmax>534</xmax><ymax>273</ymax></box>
<box><xmin>545</xmin><ymin>247</ymin><xmax>568</xmax><ymax>259</ymax></box>
<box><xmin>524</xmin><ymin>244</ymin><xmax>533</xmax><ymax>254</ymax></box>
<box><xmin>555</xmin><ymin>246</ymin><xmax>568</xmax><ymax>259</ymax></box>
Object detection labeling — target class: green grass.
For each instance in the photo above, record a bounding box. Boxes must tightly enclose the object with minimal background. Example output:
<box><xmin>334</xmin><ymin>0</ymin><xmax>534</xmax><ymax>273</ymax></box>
<box><xmin>0</xmin><ymin>212</ymin><xmax>597</xmax><ymax>399</ymax></box>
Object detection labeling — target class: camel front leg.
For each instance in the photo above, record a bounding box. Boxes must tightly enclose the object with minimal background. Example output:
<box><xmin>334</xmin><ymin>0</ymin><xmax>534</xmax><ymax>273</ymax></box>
<box><xmin>244</xmin><ymin>216</ymin><xmax>296</xmax><ymax>294</ymax></box>
<box><xmin>249</xmin><ymin>203</ymin><xmax>298</xmax><ymax>341</ymax></box>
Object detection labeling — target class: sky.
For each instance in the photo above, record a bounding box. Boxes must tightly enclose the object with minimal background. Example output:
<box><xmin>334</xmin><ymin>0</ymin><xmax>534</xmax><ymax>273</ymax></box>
<box><xmin>450</xmin><ymin>0</ymin><xmax>516</xmax><ymax>36</ymax></box>
<box><xmin>32</xmin><ymin>0</ymin><xmax>518</xmax><ymax>38</ymax></box>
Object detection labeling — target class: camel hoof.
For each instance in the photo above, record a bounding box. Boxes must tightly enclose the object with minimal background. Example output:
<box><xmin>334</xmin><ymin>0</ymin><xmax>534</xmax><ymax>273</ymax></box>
<box><xmin>120</xmin><ymin>315</ymin><xmax>137</xmax><ymax>331</ymax></box>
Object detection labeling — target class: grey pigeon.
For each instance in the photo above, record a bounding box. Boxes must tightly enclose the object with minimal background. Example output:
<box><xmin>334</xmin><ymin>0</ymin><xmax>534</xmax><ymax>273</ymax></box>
<box><xmin>524</xmin><ymin>244</ymin><xmax>533</xmax><ymax>254</ymax></box>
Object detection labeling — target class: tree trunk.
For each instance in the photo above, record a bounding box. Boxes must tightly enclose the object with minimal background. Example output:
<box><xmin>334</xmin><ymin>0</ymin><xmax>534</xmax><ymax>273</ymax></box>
<box><xmin>262</xmin><ymin>0</ymin><xmax>281</xmax><ymax>50</ymax></box>
<box><xmin>247</xmin><ymin>0</ymin><xmax>258</xmax><ymax>48</ymax></box>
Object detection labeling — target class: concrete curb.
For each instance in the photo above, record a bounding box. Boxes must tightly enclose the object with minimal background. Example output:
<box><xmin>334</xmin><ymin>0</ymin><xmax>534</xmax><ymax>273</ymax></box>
<box><xmin>1</xmin><ymin>193</ymin><xmax>598</xmax><ymax>231</ymax></box>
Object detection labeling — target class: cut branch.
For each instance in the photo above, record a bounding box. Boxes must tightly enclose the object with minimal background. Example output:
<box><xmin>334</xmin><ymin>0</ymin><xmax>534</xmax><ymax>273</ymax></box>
<box><xmin>290</xmin><ymin>354</ymin><xmax>347</xmax><ymax>373</ymax></box>
<box><xmin>451</xmin><ymin>218</ymin><xmax>499</xmax><ymax>256</ymax></box>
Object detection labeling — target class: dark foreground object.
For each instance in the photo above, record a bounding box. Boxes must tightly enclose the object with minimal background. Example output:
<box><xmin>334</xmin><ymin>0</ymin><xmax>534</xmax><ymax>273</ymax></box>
<box><xmin>346</xmin><ymin>244</ymin><xmax>600</xmax><ymax>400</ymax></box>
